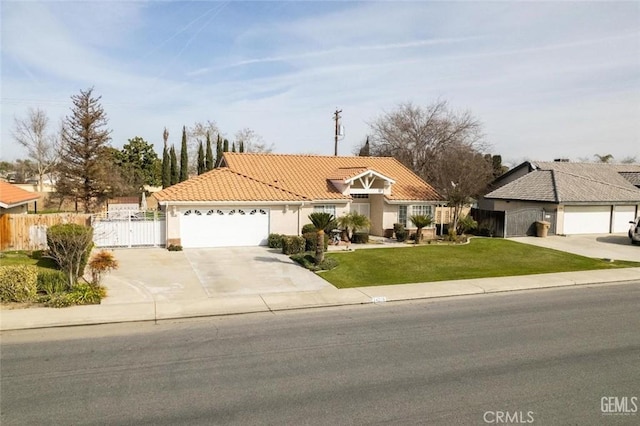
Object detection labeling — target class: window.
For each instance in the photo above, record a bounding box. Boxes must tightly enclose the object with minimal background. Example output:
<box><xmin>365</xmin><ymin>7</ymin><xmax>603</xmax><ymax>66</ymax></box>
<box><xmin>352</xmin><ymin>194</ymin><xmax>369</xmax><ymax>199</ymax></box>
<box><xmin>313</xmin><ymin>205</ymin><xmax>336</xmax><ymax>217</ymax></box>
<box><xmin>398</xmin><ymin>206</ymin><xmax>407</xmax><ymax>228</ymax></box>
<box><xmin>412</xmin><ymin>205</ymin><xmax>432</xmax><ymax>217</ymax></box>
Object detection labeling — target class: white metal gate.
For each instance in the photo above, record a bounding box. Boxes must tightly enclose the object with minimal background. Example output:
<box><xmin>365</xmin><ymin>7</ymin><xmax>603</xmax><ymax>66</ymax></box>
<box><xmin>92</xmin><ymin>211</ymin><xmax>166</xmax><ymax>248</ymax></box>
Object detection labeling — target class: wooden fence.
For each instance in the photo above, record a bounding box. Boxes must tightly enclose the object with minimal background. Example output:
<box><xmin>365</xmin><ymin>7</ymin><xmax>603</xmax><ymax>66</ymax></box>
<box><xmin>0</xmin><ymin>213</ymin><xmax>91</xmax><ymax>251</ymax></box>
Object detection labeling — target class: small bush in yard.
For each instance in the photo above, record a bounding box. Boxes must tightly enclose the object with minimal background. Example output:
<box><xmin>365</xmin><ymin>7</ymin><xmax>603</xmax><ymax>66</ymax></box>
<box><xmin>268</xmin><ymin>233</ymin><xmax>284</xmax><ymax>248</ymax></box>
<box><xmin>167</xmin><ymin>244</ymin><xmax>183</xmax><ymax>251</ymax></box>
<box><xmin>67</xmin><ymin>283</ymin><xmax>106</xmax><ymax>305</ymax></box>
<box><xmin>46</xmin><ymin>223</ymin><xmax>94</xmax><ymax>286</ymax></box>
<box><xmin>303</xmin><ymin>232</ymin><xmax>329</xmax><ymax>252</ymax></box>
<box><xmin>282</xmin><ymin>235</ymin><xmax>305</xmax><ymax>255</ymax></box>
<box><xmin>0</xmin><ymin>265</ymin><xmax>38</xmax><ymax>303</ymax></box>
<box><xmin>45</xmin><ymin>293</ymin><xmax>74</xmax><ymax>308</ymax></box>
<box><xmin>290</xmin><ymin>253</ymin><xmax>338</xmax><ymax>271</ymax></box>
<box><xmin>37</xmin><ymin>270</ymin><xmax>70</xmax><ymax>295</ymax></box>
<box><xmin>301</xmin><ymin>223</ymin><xmax>316</xmax><ymax>234</ymax></box>
<box><xmin>88</xmin><ymin>250</ymin><xmax>119</xmax><ymax>285</ymax></box>
<box><xmin>351</xmin><ymin>232</ymin><xmax>369</xmax><ymax>244</ymax></box>
<box><xmin>395</xmin><ymin>230</ymin><xmax>408</xmax><ymax>242</ymax></box>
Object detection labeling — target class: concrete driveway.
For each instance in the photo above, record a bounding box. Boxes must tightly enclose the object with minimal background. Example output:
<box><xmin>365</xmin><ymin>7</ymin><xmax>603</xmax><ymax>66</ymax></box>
<box><xmin>101</xmin><ymin>247</ymin><xmax>332</xmax><ymax>304</ymax></box>
<box><xmin>511</xmin><ymin>234</ymin><xmax>639</xmax><ymax>262</ymax></box>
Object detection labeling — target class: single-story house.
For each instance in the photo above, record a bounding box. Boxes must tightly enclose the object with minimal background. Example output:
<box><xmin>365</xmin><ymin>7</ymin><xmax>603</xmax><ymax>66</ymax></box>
<box><xmin>153</xmin><ymin>153</ymin><xmax>443</xmax><ymax>248</ymax></box>
<box><xmin>0</xmin><ymin>181</ymin><xmax>40</xmax><ymax>214</ymax></box>
<box><xmin>479</xmin><ymin>161</ymin><xmax>640</xmax><ymax>236</ymax></box>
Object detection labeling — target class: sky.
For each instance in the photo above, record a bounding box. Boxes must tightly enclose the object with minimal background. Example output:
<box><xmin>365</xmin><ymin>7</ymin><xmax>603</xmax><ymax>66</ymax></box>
<box><xmin>1</xmin><ymin>0</ymin><xmax>639</xmax><ymax>167</ymax></box>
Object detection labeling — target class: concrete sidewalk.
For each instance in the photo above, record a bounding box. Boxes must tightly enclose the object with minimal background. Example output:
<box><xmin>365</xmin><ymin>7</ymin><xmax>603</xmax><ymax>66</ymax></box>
<box><xmin>2</xmin><ymin>267</ymin><xmax>639</xmax><ymax>331</ymax></box>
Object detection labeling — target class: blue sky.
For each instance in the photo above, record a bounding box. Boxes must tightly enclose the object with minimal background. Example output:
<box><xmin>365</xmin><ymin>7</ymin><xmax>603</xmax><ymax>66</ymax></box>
<box><xmin>1</xmin><ymin>1</ymin><xmax>639</xmax><ymax>166</ymax></box>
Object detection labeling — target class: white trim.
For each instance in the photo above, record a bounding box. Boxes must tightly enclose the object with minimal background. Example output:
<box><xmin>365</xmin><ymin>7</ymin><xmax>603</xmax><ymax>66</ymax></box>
<box><xmin>0</xmin><ymin>200</ymin><xmax>37</xmax><ymax>209</ymax></box>
<box><xmin>344</xmin><ymin>169</ymin><xmax>395</xmax><ymax>185</ymax></box>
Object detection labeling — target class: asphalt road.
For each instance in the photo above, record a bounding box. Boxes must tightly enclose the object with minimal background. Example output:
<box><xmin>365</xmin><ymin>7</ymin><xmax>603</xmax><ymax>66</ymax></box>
<box><xmin>2</xmin><ymin>283</ymin><xmax>639</xmax><ymax>425</ymax></box>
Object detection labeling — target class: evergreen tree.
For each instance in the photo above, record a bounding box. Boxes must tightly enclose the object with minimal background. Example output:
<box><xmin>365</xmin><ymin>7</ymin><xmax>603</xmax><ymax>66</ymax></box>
<box><xmin>239</xmin><ymin>140</ymin><xmax>245</xmax><ymax>153</ymax></box>
<box><xmin>358</xmin><ymin>137</ymin><xmax>370</xmax><ymax>157</ymax></box>
<box><xmin>161</xmin><ymin>128</ymin><xmax>170</xmax><ymax>188</ymax></box>
<box><xmin>197</xmin><ymin>141</ymin><xmax>205</xmax><ymax>175</ymax></box>
<box><xmin>56</xmin><ymin>87</ymin><xmax>113</xmax><ymax>213</ymax></box>
<box><xmin>215</xmin><ymin>135</ymin><xmax>223</xmax><ymax>168</ymax></box>
<box><xmin>223</xmin><ymin>138</ymin><xmax>229</xmax><ymax>153</ymax></box>
<box><xmin>179</xmin><ymin>126</ymin><xmax>188</xmax><ymax>182</ymax></box>
<box><xmin>170</xmin><ymin>145</ymin><xmax>178</xmax><ymax>185</ymax></box>
<box><xmin>205</xmin><ymin>132</ymin><xmax>214</xmax><ymax>171</ymax></box>
<box><xmin>232</xmin><ymin>142</ymin><xmax>236</xmax><ymax>153</ymax></box>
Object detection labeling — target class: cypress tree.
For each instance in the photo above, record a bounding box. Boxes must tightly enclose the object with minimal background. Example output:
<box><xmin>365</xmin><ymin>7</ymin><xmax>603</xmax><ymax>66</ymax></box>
<box><xmin>179</xmin><ymin>125</ymin><xmax>188</xmax><ymax>182</ymax></box>
<box><xmin>170</xmin><ymin>145</ymin><xmax>178</xmax><ymax>185</ymax></box>
<box><xmin>161</xmin><ymin>127</ymin><xmax>170</xmax><ymax>188</ymax></box>
<box><xmin>215</xmin><ymin>134</ymin><xmax>223</xmax><ymax>168</ymax></box>
<box><xmin>205</xmin><ymin>132</ymin><xmax>214</xmax><ymax>171</ymax></box>
<box><xmin>197</xmin><ymin>141</ymin><xmax>205</xmax><ymax>175</ymax></box>
<box><xmin>239</xmin><ymin>140</ymin><xmax>245</xmax><ymax>153</ymax></box>
<box><xmin>231</xmin><ymin>142</ymin><xmax>236</xmax><ymax>153</ymax></box>
<box><xmin>223</xmin><ymin>138</ymin><xmax>229</xmax><ymax>153</ymax></box>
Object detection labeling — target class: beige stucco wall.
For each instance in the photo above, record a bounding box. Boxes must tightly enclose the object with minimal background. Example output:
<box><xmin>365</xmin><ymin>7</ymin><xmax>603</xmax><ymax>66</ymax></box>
<box><xmin>270</xmin><ymin>205</ymin><xmax>302</xmax><ymax>235</ymax></box>
<box><xmin>299</xmin><ymin>202</ymin><xmax>350</xmax><ymax>233</ymax></box>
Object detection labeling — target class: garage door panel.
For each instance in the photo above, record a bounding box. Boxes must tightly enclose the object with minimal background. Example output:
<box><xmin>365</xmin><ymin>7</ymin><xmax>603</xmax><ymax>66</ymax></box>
<box><xmin>612</xmin><ymin>206</ymin><xmax>637</xmax><ymax>233</ymax></box>
<box><xmin>180</xmin><ymin>208</ymin><xmax>269</xmax><ymax>248</ymax></box>
<box><xmin>563</xmin><ymin>206</ymin><xmax>610</xmax><ymax>235</ymax></box>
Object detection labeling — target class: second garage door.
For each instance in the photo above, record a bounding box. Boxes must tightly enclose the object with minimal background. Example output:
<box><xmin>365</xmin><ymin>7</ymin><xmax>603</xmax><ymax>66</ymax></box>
<box><xmin>563</xmin><ymin>206</ymin><xmax>610</xmax><ymax>235</ymax></box>
<box><xmin>180</xmin><ymin>208</ymin><xmax>269</xmax><ymax>248</ymax></box>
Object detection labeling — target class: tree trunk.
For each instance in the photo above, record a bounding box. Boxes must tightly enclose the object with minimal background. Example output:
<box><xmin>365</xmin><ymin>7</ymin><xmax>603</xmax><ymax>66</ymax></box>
<box><xmin>315</xmin><ymin>230</ymin><xmax>325</xmax><ymax>264</ymax></box>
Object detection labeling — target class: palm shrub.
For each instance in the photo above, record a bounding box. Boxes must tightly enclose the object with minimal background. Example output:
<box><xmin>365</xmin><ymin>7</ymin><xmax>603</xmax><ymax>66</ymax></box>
<box><xmin>337</xmin><ymin>212</ymin><xmax>370</xmax><ymax>242</ymax></box>
<box><xmin>410</xmin><ymin>214</ymin><xmax>433</xmax><ymax>244</ymax></box>
<box><xmin>456</xmin><ymin>214</ymin><xmax>478</xmax><ymax>235</ymax></box>
<box><xmin>88</xmin><ymin>250</ymin><xmax>119</xmax><ymax>285</ymax></box>
<box><xmin>308</xmin><ymin>212</ymin><xmax>334</xmax><ymax>264</ymax></box>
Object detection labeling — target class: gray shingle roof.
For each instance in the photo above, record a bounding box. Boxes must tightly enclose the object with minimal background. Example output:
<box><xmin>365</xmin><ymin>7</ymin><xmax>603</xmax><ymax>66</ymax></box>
<box><xmin>485</xmin><ymin>162</ymin><xmax>640</xmax><ymax>203</ymax></box>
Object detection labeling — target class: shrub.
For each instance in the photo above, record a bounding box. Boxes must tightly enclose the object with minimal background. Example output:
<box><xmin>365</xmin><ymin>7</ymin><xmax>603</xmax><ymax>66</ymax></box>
<box><xmin>0</xmin><ymin>265</ymin><xmax>38</xmax><ymax>303</ymax></box>
<box><xmin>167</xmin><ymin>244</ymin><xmax>183</xmax><ymax>251</ymax></box>
<box><xmin>37</xmin><ymin>270</ymin><xmax>69</xmax><ymax>295</ymax></box>
<box><xmin>88</xmin><ymin>250</ymin><xmax>119</xmax><ymax>285</ymax></box>
<box><xmin>393</xmin><ymin>223</ymin><xmax>405</xmax><ymax>233</ymax></box>
<box><xmin>447</xmin><ymin>228</ymin><xmax>458</xmax><ymax>241</ymax></box>
<box><xmin>351</xmin><ymin>232</ymin><xmax>369</xmax><ymax>244</ymax></box>
<box><xmin>303</xmin><ymin>232</ymin><xmax>329</xmax><ymax>252</ymax></box>
<box><xmin>301</xmin><ymin>223</ymin><xmax>316</xmax><ymax>234</ymax></box>
<box><xmin>395</xmin><ymin>230</ymin><xmax>408</xmax><ymax>242</ymax></box>
<box><xmin>281</xmin><ymin>235</ymin><xmax>305</xmax><ymax>255</ymax></box>
<box><xmin>457</xmin><ymin>214</ymin><xmax>478</xmax><ymax>235</ymax></box>
<box><xmin>67</xmin><ymin>283</ymin><xmax>106</xmax><ymax>305</ymax></box>
<box><xmin>46</xmin><ymin>223</ymin><xmax>94</xmax><ymax>286</ymax></box>
<box><xmin>45</xmin><ymin>293</ymin><xmax>74</xmax><ymax>308</ymax></box>
<box><xmin>290</xmin><ymin>253</ymin><xmax>339</xmax><ymax>271</ymax></box>
<box><xmin>268</xmin><ymin>233</ymin><xmax>284</xmax><ymax>249</ymax></box>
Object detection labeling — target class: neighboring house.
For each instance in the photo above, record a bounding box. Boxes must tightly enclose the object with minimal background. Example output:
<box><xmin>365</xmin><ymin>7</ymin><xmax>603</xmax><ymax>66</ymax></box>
<box><xmin>479</xmin><ymin>161</ymin><xmax>640</xmax><ymax>236</ymax></box>
<box><xmin>107</xmin><ymin>196</ymin><xmax>140</xmax><ymax>218</ymax></box>
<box><xmin>0</xmin><ymin>181</ymin><xmax>40</xmax><ymax>214</ymax></box>
<box><xmin>152</xmin><ymin>153</ymin><xmax>443</xmax><ymax>248</ymax></box>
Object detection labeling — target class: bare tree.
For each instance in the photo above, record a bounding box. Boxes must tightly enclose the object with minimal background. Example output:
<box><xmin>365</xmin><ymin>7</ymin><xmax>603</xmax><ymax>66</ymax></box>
<box><xmin>368</xmin><ymin>100</ymin><xmax>491</xmax><ymax>230</ymax></box>
<box><xmin>234</xmin><ymin>128</ymin><xmax>274</xmax><ymax>153</ymax></box>
<box><xmin>620</xmin><ymin>156</ymin><xmax>637</xmax><ymax>164</ymax></box>
<box><xmin>13</xmin><ymin>108</ymin><xmax>58</xmax><ymax>192</ymax></box>
<box><xmin>187</xmin><ymin>121</ymin><xmax>221</xmax><ymax>173</ymax></box>
<box><xmin>594</xmin><ymin>154</ymin><xmax>614</xmax><ymax>163</ymax></box>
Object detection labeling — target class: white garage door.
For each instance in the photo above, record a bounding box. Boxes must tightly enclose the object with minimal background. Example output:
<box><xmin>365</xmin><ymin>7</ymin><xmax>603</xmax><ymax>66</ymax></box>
<box><xmin>180</xmin><ymin>208</ymin><xmax>269</xmax><ymax>248</ymax></box>
<box><xmin>612</xmin><ymin>205</ymin><xmax>637</xmax><ymax>233</ymax></box>
<box><xmin>563</xmin><ymin>206</ymin><xmax>610</xmax><ymax>235</ymax></box>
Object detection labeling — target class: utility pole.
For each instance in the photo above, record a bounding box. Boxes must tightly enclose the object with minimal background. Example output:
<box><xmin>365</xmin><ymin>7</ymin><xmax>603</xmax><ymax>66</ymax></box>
<box><xmin>333</xmin><ymin>109</ymin><xmax>342</xmax><ymax>156</ymax></box>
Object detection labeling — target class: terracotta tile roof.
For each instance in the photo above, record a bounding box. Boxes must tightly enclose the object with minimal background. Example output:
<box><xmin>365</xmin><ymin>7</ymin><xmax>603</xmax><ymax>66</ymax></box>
<box><xmin>327</xmin><ymin>167</ymin><xmax>370</xmax><ymax>181</ymax></box>
<box><xmin>0</xmin><ymin>181</ymin><xmax>40</xmax><ymax>208</ymax></box>
<box><xmin>153</xmin><ymin>168</ymin><xmax>309</xmax><ymax>203</ymax></box>
<box><xmin>223</xmin><ymin>153</ymin><xmax>442</xmax><ymax>201</ymax></box>
<box><xmin>485</xmin><ymin>162</ymin><xmax>640</xmax><ymax>203</ymax></box>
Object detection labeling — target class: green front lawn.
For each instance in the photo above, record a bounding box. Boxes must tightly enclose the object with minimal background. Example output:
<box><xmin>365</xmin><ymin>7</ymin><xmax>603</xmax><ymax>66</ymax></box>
<box><xmin>0</xmin><ymin>251</ymin><xmax>58</xmax><ymax>271</ymax></box>
<box><xmin>321</xmin><ymin>238</ymin><xmax>640</xmax><ymax>288</ymax></box>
